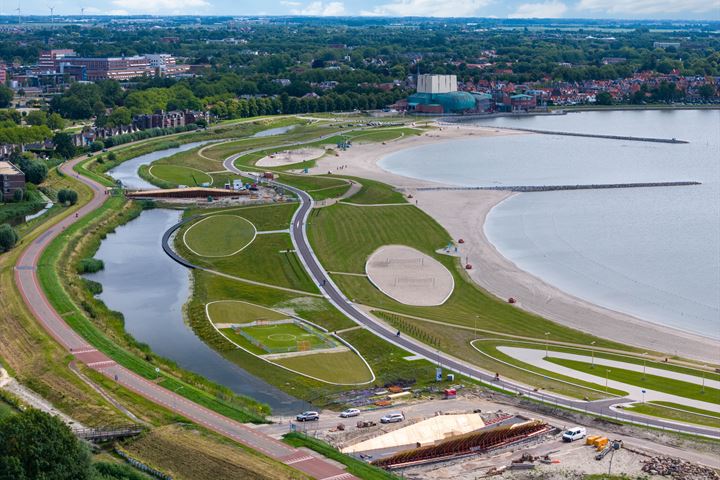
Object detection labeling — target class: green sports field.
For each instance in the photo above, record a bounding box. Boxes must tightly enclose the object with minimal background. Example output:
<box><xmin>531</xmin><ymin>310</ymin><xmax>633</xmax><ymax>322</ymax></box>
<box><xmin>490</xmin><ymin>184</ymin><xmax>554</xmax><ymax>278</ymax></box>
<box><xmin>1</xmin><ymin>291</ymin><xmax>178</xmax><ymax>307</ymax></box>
<box><xmin>183</xmin><ymin>215</ymin><xmax>256</xmax><ymax>257</ymax></box>
<box><xmin>239</xmin><ymin>322</ymin><xmax>333</xmax><ymax>353</ymax></box>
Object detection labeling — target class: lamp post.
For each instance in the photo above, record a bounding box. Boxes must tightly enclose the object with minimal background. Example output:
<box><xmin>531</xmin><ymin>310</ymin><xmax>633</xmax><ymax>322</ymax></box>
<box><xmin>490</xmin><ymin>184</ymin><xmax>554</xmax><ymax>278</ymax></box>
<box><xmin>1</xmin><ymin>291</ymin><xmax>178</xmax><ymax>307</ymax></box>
<box><xmin>641</xmin><ymin>389</ymin><xmax>646</xmax><ymax>404</ymax></box>
<box><xmin>605</xmin><ymin>369</ymin><xmax>611</xmax><ymax>393</ymax></box>
<box><xmin>642</xmin><ymin>352</ymin><xmax>648</xmax><ymax>380</ymax></box>
<box><xmin>590</xmin><ymin>341</ymin><xmax>596</xmax><ymax>369</ymax></box>
<box><xmin>702</xmin><ymin>365</ymin><xmax>707</xmax><ymax>394</ymax></box>
<box><xmin>544</xmin><ymin>332</ymin><xmax>550</xmax><ymax>359</ymax></box>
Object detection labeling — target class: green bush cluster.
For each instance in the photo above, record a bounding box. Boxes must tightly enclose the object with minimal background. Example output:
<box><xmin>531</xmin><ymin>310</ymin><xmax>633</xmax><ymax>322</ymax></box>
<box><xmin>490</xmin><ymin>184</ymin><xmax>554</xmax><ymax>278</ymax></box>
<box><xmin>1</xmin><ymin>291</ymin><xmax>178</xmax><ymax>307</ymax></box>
<box><xmin>77</xmin><ymin>257</ymin><xmax>104</xmax><ymax>274</ymax></box>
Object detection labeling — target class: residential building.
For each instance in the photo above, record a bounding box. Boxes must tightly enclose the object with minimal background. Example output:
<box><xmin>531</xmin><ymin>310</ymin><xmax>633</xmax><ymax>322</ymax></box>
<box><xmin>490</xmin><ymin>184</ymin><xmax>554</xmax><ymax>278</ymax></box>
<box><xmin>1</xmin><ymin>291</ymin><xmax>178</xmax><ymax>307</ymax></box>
<box><xmin>0</xmin><ymin>161</ymin><xmax>25</xmax><ymax>198</ymax></box>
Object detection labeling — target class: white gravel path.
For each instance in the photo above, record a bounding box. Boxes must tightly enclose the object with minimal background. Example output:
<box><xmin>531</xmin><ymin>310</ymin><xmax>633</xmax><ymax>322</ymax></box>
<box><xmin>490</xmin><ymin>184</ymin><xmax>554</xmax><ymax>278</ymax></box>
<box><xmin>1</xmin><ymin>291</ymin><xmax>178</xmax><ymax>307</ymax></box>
<box><xmin>497</xmin><ymin>347</ymin><xmax>720</xmax><ymax>413</ymax></box>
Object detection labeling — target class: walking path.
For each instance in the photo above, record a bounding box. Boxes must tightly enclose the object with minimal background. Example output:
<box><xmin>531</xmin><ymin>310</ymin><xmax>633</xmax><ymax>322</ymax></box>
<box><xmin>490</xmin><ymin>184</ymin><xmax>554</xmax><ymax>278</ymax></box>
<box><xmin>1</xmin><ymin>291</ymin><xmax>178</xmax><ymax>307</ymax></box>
<box><xmin>497</xmin><ymin>347</ymin><xmax>720</xmax><ymax>413</ymax></box>
<box><xmin>13</xmin><ymin>154</ymin><xmax>356</xmax><ymax>480</ymax></box>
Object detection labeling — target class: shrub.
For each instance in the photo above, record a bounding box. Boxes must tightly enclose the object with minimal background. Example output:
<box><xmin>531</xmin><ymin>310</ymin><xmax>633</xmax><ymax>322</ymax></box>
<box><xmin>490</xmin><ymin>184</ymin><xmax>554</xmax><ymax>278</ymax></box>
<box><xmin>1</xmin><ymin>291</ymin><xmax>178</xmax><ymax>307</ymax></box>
<box><xmin>12</xmin><ymin>189</ymin><xmax>23</xmax><ymax>202</ymax></box>
<box><xmin>0</xmin><ymin>224</ymin><xmax>19</xmax><ymax>252</ymax></box>
<box><xmin>77</xmin><ymin>258</ymin><xmax>104</xmax><ymax>274</ymax></box>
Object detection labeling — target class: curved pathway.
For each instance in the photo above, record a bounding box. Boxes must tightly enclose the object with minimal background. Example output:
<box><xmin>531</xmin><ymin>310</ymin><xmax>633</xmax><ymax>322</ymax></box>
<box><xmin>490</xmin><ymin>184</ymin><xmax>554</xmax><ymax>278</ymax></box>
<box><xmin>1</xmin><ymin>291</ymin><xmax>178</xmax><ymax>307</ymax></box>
<box><xmin>222</xmin><ymin>152</ymin><xmax>720</xmax><ymax>439</ymax></box>
<box><xmin>14</xmin><ymin>154</ymin><xmax>356</xmax><ymax>480</ymax></box>
<box><xmin>498</xmin><ymin>347</ymin><xmax>720</xmax><ymax>413</ymax></box>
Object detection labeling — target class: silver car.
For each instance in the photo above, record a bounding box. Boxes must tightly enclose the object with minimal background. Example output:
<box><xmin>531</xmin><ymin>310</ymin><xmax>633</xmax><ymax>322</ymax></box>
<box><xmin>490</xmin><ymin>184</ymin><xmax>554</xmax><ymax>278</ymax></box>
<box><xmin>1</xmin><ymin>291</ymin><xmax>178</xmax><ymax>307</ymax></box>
<box><xmin>340</xmin><ymin>408</ymin><xmax>361</xmax><ymax>418</ymax></box>
<box><xmin>380</xmin><ymin>413</ymin><xmax>404</xmax><ymax>423</ymax></box>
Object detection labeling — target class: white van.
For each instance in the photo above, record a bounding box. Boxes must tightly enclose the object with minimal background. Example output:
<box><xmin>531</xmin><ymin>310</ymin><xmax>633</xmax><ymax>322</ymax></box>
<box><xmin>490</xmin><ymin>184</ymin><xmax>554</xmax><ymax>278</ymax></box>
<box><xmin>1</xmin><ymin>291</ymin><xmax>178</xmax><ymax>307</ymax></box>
<box><xmin>562</xmin><ymin>426</ymin><xmax>587</xmax><ymax>442</ymax></box>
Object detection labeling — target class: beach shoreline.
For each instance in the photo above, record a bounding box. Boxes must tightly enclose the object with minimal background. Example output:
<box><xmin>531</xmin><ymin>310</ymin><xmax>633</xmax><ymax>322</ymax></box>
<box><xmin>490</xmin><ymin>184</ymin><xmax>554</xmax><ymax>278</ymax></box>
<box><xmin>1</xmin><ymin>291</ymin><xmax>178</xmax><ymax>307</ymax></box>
<box><xmin>308</xmin><ymin>124</ymin><xmax>720</xmax><ymax>363</ymax></box>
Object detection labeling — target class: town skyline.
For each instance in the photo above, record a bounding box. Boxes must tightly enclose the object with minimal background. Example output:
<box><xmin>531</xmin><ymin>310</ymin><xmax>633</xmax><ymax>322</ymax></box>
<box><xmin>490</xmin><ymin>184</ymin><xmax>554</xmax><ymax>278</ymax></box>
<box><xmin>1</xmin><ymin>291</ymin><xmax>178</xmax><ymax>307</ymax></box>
<box><xmin>0</xmin><ymin>0</ymin><xmax>718</xmax><ymax>20</ymax></box>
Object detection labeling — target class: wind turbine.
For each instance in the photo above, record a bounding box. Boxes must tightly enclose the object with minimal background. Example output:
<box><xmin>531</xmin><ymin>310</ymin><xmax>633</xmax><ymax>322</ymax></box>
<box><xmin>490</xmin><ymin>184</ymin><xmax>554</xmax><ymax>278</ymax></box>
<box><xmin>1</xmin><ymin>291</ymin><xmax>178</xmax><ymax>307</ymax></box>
<box><xmin>49</xmin><ymin>6</ymin><xmax>55</xmax><ymax>25</ymax></box>
<box><xmin>16</xmin><ymin>0</ymin><xmax>20</xmax><ymax>25</ymax></box>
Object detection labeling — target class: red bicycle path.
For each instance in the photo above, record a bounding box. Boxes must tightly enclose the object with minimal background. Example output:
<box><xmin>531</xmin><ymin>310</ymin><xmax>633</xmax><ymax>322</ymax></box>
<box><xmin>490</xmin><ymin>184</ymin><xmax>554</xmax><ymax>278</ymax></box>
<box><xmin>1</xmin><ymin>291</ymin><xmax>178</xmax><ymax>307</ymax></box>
<box><xmin>14</xmin><ymin>155</ymin><xmax>356</xmax><ymax>480</ymax></box>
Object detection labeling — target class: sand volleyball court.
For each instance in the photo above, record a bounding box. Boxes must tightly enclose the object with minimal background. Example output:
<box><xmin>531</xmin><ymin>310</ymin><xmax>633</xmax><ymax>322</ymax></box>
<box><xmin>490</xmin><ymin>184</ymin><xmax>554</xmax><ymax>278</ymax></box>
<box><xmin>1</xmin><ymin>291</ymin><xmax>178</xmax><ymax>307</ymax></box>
<box><xmin>366</xmin><ymin>245</ymin><xmax>454</xmax><ymax>306</ymax></box>
<box><xmin>256</xmin><ymin>148</ymin><xmax>325</xmax><ymax>167</ymax></box>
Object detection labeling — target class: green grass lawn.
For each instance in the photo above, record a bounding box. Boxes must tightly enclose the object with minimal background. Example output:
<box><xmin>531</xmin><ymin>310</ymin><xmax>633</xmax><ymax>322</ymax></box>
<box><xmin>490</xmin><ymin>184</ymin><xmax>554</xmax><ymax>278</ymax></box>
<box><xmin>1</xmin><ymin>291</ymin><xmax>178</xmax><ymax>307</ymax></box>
<box><xmin>339</xmin><ymin>176</ymin><xmax>408</xmax><ymax>205</ymax></box>
<box><xmin>273</xmin><ymin>350</ymin><xmax>373</xmax><ymax>384</ymax></box>
<box><xmin>240</xmin><ymin>322</ymin><xmax>330</xmax><ymax>351</ymax></box>
<box><xmin>626</xmin><ymin>402</ymin><xmax>720</xmax><ymax>428</ymax></box>
<box><xmin>308</xmin><ymin>203</ymin><xmax>634</xmax><ymax>350</ymax></box>
<box><xmin>0</xmin><ymin>399</ymin><xmax>17</xmax><ymax>420</ymax></box>
<box><xmin>184</xmin><ymin>203</ymin><xmax>297</xmax><ymax>232</ymax></box>
<box><xmin>148</xmin><ymin>164</ymin><xmax>213</xmax><ymax>187</ymax></box>
<box><xmin>218</xmin><ymin>328</ymin><xmax>267</xmax><ymax>355</ymax></box>
<box><xmin>207</xmin><ymin>300</ymin><xmax>288</xmax><ymax>324</ymax></box>
<box><xmin>547</xmin><ymin>357</ymin><xmax>720</xmax><ymax>404</ymax></box>
<box><xmin>183</xmin><ymin>215</ymin><xmax>256</xmax><ymax>257</ymax></box>
<box><xmin>348</xmin><ymin>127</ymin><xmax>422</xmax><ymax>143</ymax></box>
<box><xmin>176</xmin><ymin>230</ymin><xmax>317</xmax><ymax>293</ymax></box>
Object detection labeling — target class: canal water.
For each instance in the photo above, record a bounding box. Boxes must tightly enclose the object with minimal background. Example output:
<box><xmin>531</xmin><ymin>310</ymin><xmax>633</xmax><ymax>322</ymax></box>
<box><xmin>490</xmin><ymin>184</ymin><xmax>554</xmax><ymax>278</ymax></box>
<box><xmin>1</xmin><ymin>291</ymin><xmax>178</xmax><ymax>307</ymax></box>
<box><xmin>108</xmin><ymin>141</ymin><xmax>213</xmax><ymax>190</ymax></box>
<box><xmin>91</xmin><ymin>142</ymin><xmax>310</xmax><ymax>414</ymax></box>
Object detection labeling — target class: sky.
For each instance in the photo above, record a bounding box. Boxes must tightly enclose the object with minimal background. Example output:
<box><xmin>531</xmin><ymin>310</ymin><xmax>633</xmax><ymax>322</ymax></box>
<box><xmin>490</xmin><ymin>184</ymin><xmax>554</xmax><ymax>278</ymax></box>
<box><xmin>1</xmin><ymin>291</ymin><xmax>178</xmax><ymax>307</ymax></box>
<box><xmin>1</xmin><ymin>0</ymin><xmax>718</xmax><ymax>20</ymax></box>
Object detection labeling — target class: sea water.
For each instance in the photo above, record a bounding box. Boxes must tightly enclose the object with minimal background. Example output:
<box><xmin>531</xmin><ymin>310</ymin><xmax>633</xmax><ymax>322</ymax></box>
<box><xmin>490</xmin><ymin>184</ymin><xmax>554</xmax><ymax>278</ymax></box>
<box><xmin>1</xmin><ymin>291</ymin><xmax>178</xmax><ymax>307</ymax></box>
<box><xmin>379</xmin><ymin>110</ymin><xmax>720</xmax><ymax>338</ymax></box>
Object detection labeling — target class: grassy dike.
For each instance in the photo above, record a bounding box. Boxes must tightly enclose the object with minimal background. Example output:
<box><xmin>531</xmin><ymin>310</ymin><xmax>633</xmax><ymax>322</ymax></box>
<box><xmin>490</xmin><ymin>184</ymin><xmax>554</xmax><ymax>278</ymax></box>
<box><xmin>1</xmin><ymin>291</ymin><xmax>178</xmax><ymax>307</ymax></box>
<box><xmin>37</xmin><ymin>192</ymin><xmax>268</xmax><ymax>423</ymax></box>
<box><xmin>0</xmin><ymin>169</ymin><xmax>131</xmax><ymax>426</ymax></box>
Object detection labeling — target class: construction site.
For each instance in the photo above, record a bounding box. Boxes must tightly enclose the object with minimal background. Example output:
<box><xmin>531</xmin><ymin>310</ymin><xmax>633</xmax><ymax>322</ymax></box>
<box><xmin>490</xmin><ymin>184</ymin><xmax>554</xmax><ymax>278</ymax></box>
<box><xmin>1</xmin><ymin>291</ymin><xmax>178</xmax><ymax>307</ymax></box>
<box><xmin>268</xmin><ymin>388</ymin><xmax>720</xmax><ymax>480</ymax></box>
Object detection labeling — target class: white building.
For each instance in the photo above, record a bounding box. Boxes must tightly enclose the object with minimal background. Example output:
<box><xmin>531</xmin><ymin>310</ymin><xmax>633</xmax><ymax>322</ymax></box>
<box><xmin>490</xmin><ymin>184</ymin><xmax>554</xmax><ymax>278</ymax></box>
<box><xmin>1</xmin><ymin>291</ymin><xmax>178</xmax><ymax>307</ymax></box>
<box><xmin>416</xmin><ymin>74</ymin><xmax>458</xmax><ymax>94</ymax></box>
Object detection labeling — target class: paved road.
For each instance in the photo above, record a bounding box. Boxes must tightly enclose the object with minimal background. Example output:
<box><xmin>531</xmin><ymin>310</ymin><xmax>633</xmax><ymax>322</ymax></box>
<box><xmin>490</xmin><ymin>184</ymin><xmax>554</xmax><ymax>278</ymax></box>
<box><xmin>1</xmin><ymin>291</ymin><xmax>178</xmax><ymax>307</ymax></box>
<box><xmin>14</xmin><ymin>155</ymin><xmax>356</xmax><ymax>480</ymax></box>
<box><xmin>222</xmin><ymin>154</ymin><xmax>720</xmax><ymax>440</ymax></box>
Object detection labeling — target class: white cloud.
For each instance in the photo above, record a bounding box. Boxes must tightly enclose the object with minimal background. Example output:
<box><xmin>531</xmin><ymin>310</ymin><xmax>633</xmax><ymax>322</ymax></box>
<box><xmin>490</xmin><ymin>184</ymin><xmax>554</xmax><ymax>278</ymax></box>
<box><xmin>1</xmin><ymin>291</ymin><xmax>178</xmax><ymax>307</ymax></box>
<box><xmin>280</xmin><ymin>1</ymin><xmax>302</xmax><ymax>6</ymax></box>
<box><xmin>110</xmin><ymin>0</ymin><xmax>210</xmax><ymax>14</ymax></box>
<box><xmin>508</xmin><ymin>0</ymin><xmax>567</xmax><ymax>18</ymax></box>
<box><xmin>291</xmin><ymin>1</ymin><xmax>346</xmax><ymax>15</ymax></box>
<box><xmin>361</xmin><ymin>0</ymin><xmax>492</xmax><ymax>17</ymax></box>
<box><xmin>577</xmin><ymin>0</ymin><xmax>716</xmax><ymax>14</ymax></box>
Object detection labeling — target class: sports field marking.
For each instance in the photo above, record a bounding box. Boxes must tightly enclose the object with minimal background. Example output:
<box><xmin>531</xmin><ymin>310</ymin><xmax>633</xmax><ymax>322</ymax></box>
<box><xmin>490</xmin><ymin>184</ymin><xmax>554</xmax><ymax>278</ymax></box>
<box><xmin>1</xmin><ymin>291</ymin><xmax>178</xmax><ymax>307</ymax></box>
<box><xmin>268</xmin><ymin>333</ymin><xmax>297</xmax><ymax>342</ymax></box>
<box><xmin>182</xmin><ymin>214</ymin><xmax>257</xmax><ymax>258</ymax></box>
<box><xmin>205</xmin><ymin>302</ymin><xmax>376</xmax><ymax>385</ymax></box>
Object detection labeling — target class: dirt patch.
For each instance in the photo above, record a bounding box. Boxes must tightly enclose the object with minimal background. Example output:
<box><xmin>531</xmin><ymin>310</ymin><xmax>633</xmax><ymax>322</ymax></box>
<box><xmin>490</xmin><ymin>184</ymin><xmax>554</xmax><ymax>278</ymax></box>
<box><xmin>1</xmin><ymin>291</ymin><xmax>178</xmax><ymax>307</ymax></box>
<box><xmin>366</xmin><ymin>245</ymin><xmax>454</xmax><ymax>306</ymax></box>
<box><xmin>257</xmin><ymin>148</ymin><xmax>326</xmax><ymax>167</ymax></box>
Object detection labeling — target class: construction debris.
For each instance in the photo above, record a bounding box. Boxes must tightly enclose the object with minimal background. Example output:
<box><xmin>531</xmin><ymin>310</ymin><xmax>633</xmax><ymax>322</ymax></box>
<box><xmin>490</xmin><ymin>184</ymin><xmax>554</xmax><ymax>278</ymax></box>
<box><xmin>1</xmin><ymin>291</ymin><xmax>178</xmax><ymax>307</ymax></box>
<box><xmin>641</xmin><ymin>456</ymin><xmax>720</xmax><ymax>480</ymax></box>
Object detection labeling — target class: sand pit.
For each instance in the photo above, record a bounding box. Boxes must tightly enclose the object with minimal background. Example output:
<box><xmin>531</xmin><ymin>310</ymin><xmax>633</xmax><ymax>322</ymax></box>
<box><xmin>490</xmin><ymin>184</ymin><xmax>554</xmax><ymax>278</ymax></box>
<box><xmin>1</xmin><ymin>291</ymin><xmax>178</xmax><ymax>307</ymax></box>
<box><xmin>342</xmin><ymin>413</ymin><xmax>486</xmax><ymax>453</ymax></box>
<box><xmin>256</xmin><ymin>148</ymin><xmax>325</xmax><ymax>167</ymax></box>
<box><xmin>366</xmin><ymin>245</ymin><xmax>454</xmax><ymax>306</ymax></box>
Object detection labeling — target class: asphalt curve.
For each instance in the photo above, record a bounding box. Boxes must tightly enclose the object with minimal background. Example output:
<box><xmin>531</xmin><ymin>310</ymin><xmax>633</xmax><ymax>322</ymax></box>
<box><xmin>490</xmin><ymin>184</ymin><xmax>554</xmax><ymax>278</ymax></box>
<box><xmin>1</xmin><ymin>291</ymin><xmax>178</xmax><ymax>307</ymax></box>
<box><xmin>220</xmin><ymin>154</ymin><xmax>720</xmax><ymax>440</ymax></box>
<box><xmin>14</xmin><ymin>154</ymin><xmax>356</xmax><ymax>480</ymax></box>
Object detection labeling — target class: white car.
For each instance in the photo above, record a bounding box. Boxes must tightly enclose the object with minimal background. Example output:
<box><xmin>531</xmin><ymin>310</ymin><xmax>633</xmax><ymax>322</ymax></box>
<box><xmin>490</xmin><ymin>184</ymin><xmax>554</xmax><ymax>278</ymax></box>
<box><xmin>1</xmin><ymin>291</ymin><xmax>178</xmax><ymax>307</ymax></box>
<box><xmin>562</xmin><ymin>426</ymin><xmax>587</xmax><ymax>442</ymax></box>
<box><xmin>340</xmin><ymin>408</ymin><xmax>361</xmax><ymax>418</ymax></box>
<box><xmin>380</xmin><ymin>413</ymin><xmax>404</xmax><ymax>424</ymax></box>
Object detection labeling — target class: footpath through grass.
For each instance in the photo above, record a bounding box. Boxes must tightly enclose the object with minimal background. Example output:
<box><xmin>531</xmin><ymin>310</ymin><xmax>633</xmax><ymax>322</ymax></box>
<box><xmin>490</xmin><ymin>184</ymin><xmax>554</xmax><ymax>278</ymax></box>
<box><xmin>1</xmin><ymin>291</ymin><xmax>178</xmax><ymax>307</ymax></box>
<box><xmin>626</xmin><ymin>402</ymin><xmax>720</xmax><ymax>429</ymax></box>
<box><xmin>283</xmin><ymin>432</ymin><xmax>400</xmax><ymax>480</ymax></box>
<box><xmin>547</xmin><ymin>357</ymin><xmax>720</xmax><ymax>404</ymax></box>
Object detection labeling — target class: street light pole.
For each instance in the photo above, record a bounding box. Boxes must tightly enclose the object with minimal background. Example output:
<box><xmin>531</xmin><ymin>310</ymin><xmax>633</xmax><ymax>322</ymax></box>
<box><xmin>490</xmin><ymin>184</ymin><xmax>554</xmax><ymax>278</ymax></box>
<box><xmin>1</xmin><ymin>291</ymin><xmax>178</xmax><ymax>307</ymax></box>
<box><xmin>605</xmin><ymin>369</ymin><xmax>611</xmax><ymax>393</ymax></box>
<box><xmin>590</xmin><ymin>341</ymin><xmax>596</xmax><ymax>368</ymax></box>
<box><xmin>702</xmin><ymin>365</ymin><xmax>707</xmax><ymax>394</ymax></box>
<box><xmin>544</xmin><ymin>332</ymin><xmax>550</xmax><ymax>359</ymax></box>
<box><xmin>642</xmin><ymin>352</ymin><xmax>648</xmax><ymax>380</ymax></box>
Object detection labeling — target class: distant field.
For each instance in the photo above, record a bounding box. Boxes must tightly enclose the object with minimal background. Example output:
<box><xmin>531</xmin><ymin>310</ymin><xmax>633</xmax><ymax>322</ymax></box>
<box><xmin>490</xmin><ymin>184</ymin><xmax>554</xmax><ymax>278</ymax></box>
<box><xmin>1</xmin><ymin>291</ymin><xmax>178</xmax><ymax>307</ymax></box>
<box><xmin>183</xmin><ymin>215</ymin><xmax>256</xmax><ymax>257</ymax></box>
<box><xmin>148</xmin><ymin>164</ymin><xmax>213</xmax><ymax>187</ymax></box>
<box><xmin>207</xmin><ymin>300</ymin><xmax>287</xmax><ymax>324</ymax></box>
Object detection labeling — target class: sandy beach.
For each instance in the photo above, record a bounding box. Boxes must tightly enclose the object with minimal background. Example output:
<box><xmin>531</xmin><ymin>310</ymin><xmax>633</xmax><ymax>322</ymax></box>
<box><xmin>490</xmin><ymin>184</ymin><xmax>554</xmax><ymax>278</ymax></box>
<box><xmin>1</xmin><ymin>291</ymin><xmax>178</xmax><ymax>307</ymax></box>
<box><xmin>308</xmin><ymin>124</ymin><xmax>720</xmax><ymax>363</ymax></box>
